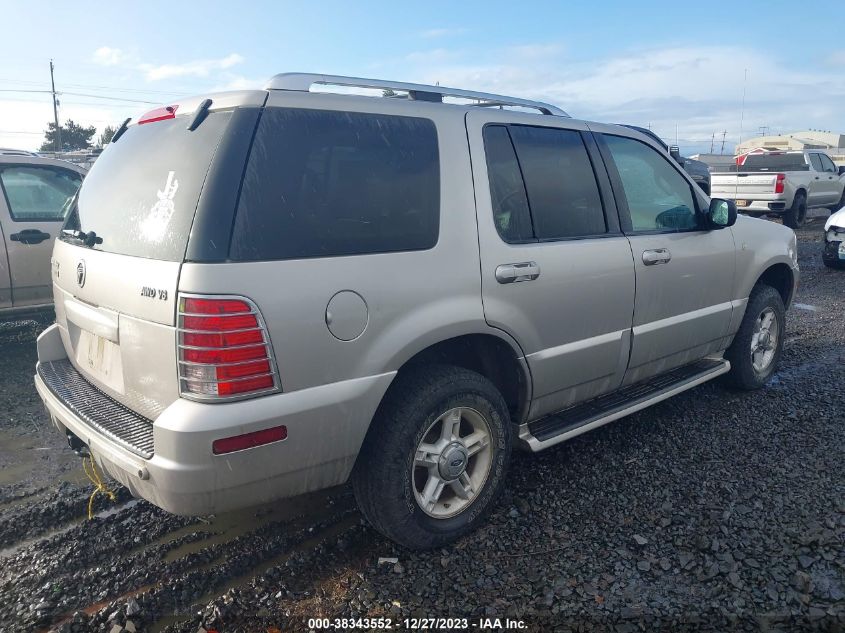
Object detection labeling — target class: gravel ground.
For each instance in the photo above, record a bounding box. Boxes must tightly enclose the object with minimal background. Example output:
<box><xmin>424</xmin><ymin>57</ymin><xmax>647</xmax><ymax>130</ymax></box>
<box><xmin>0</xmin><ymin>217</ymin><xmax>842</xmax><ymax>633</ymax></box>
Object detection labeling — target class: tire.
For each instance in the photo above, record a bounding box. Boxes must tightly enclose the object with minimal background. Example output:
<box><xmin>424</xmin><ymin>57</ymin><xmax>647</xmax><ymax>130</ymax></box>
<box><xmin>724</xmin><ymin>285</ymin><xmax>785</xmax><ymax>390</ymax></box>
<box><xmin>783</xmin><ymin>191</ymin><xmax>806</xmax><ymax>229</ymax></box>
<box><xmin>352</xmin><ymin>364</ymin><xmax>512</xmax><ymax>550</ymax></box>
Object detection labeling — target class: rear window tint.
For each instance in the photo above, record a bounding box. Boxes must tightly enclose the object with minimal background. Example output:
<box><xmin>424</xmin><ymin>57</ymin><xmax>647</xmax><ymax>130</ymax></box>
<box><xmin>508</xmin><ymin>126</ymin><xmax>606</xmax><ymax>239</ymax></box>
<box><xmin>731</xmin><ymin>154</ymin><xmax>809</xmax><ymax>172</ymax></box>
<box><xmin>62</xmin><ymin>111</ymin><xmax>232</xmax><ymax>261</ymax></box>
<box><xmin>229</xmin><ymin>108</ymin><xmax>439</xmax><ymax>261</ymax></box>
<box><xmin>483</xmin><ymin>125</ymin><xmax>533</xmax><ymax>243</ymax></box>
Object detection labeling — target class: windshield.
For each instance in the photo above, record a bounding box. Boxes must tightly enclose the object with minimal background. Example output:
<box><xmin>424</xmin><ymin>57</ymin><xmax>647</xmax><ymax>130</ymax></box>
<box><xmin>61</xmin><ymin>110</ymin><xmax>232</xmax><ymax>261</ymax></box>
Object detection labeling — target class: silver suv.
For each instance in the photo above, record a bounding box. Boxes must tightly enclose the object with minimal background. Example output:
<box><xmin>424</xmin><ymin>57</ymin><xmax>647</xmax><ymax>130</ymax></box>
<box><xmin>34</xmin><ymin>73</ymin><xmax>798</xmax><ymax>549</ymax></box>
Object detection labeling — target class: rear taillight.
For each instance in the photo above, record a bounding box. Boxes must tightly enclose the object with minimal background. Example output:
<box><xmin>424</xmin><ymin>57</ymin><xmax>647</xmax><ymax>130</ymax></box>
<box><xmin>177</xmin><ymin>294</ymin><xmax>279</xmax><ymax>400</ymax></box>
<box><xmin>775</xmin><ymin>173</ymin><xmax>785</xmax><ymax>194</ymax></box>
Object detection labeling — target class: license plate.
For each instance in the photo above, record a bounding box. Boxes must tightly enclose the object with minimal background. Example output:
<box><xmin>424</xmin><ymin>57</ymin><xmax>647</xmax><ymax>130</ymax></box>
<box><xmin>735</xmin><ymin>200</ymin><xmax>749</xmax><ymax>207</ymax></box>
<box><xmin>74</xmin><ymin>330</ymin><xmax>125</xmax><ymax>393</ymax></box>
<box><xmin>839</xmin><ymin>242</ymin><xmax>845</xmax><ymax>259</ymax></box>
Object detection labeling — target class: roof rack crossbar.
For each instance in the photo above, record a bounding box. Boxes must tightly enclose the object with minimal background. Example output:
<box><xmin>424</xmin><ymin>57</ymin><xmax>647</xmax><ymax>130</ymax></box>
<box><xmin>264</xmin><ymin>73</ymin><xmax>569</xmax><ymax>117</ymax></box>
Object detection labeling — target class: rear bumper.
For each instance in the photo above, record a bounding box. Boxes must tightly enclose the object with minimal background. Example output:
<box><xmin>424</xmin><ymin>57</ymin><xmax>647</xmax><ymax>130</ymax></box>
<box><xmin>823</xmin><ymin>236</ymin><xmax>845</xmax><ymax>267</ymax></box>
<box><xmin>710</xmin><ymin>191</ymin><xmax>787</xmax><ymax>213</ymax></box>
<box><xmin>34</xmin><ymin>324</ymin><xmax>394</xmax><ymax>515</ymax></box>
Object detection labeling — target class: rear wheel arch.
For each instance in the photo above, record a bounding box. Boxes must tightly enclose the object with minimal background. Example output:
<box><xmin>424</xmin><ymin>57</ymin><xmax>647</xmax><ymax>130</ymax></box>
<box><xmin>391</xmin><ymin>333</ymin><xmax>531</xmax><ymax>424</ymax></box>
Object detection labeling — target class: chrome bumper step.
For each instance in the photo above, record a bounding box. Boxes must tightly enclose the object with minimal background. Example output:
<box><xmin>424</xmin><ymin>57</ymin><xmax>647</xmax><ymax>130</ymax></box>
<box><xmin>522</xmin><ymin>358</ymin><xmax>730</xmax><ymax>451</ymax></box>
<box><xmin>37</xmin><ymin>359</ymin><xmax>154</xmax><ymax>459</ymax></box>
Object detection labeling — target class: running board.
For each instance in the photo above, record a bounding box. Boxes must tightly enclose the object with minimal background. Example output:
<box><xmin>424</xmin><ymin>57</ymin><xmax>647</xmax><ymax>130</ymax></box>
<box><xmin>520</xmin><ymin>358</ymin><xmax>730</xmax><ymax>452</ymax></box>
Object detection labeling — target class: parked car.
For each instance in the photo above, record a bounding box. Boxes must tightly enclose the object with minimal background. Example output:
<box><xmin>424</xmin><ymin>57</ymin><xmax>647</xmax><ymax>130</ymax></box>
<box><xmin>710</xmin><ymin>150</ymin><xmax>845</xmax><ymax>229</ymax></box>
<box><xmin>0</xmin><ymin>153</ymin><xmax>85</xmax><ymax>318</ymax></box>
<box><xmin>619</xmin><ymin>125</ymin><xmax>712</xmax><ymax>195</ymax></box>
<box><xmin>823</xmin><ymin>206</ymin><xmax>845</xmax><ymax>269</ymax></box>
<box><xmin>34</xmin><ymin>74</ymin><xmax>798</xmax><ymax>549</ymax></box>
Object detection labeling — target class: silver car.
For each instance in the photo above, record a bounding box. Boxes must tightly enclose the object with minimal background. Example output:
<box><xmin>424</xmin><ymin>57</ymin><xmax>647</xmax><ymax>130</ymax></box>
<box><xmin>34</xmin><ymin>73</ymin><xmax>798</xmax><ymax>549</ymax></box>
<box><xmin>0</xmin><ymin>151</ymin><xmax>85</xmax><ymax>317</ymax></box>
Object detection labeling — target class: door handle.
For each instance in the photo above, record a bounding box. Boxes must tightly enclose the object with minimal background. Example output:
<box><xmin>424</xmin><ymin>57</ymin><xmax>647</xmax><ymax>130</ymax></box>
<box><xmin>495</xmin><ymin>261</ymin><xmax>541</xmax><ymax>284</ymax></box>
<box><xmin>642</xmin><ymin>248</ymin><xmax>672</xmax><ymax>266</ymax></box>
<box><xmin>10</xmin><ymin>229</ymin><xmax>51</xmax><ymax>244</ymax></box>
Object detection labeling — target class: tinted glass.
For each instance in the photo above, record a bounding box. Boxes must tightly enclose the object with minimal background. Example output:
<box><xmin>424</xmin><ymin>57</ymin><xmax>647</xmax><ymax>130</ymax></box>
<box><xmin>0</xmin><ymin>166</ymin><xmax>82</xmax><ymax>221</ymax></box>
<box><xmin>734</xmin><ymin>154</ymin><xmax>809</xmax><ymax>172</ymax></box>
<box><xmin>808</xmin><ymin>153</ymin><xmax>824</xmax><ymax>171</ymax></box>
<box><xmin>818</xmin><ymin>154</ymin><xmax>837</xmax><ymax>173</ymax></box>
<box><xmin>508</xmin><ymin>126</ymin><xmax>606</xmax><ymax>239</ymax></box>
<box><xmin>483</xmin><ymin>125</ymin><xmax>533</xmax><ymax>242</ymax></box>
<box><xmin>604</xmin><ymin>134</ymin><xmax>698</xmax><ymax>231</ymax></box>
<box><xmin>230</xmin><ymin>108</ymin><xmax>439</xmax><ymax>261</ymax></box>
<box><xmin>62</xmin><ymin>111</ymin><xmax>233</xmax><ymax>261</ymax></box>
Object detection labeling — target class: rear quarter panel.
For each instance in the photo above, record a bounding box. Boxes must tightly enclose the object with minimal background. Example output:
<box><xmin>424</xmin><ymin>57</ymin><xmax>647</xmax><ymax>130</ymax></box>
<box><xmin>178</xmin><ymin>92</ymin><xmax>499</xmax><ymax>394</ymax></box>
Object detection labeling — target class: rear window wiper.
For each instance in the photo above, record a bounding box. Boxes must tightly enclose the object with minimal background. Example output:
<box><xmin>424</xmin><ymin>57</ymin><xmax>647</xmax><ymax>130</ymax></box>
<box><xmin>61</xmin><ymin>229</ymin><xmax>103</xmax><ymax>247</ymax></box>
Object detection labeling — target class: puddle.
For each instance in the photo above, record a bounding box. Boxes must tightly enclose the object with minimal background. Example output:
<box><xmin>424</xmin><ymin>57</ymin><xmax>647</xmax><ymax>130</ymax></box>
<box><xmin>161</xmin><ymin>486</ymin><xmax>349</xmax><ymax>564</ymax></box>
<box><xmin>793</xmin><ymin>303</ymin><xmax>819</xmax><ymax>312</ymax></box>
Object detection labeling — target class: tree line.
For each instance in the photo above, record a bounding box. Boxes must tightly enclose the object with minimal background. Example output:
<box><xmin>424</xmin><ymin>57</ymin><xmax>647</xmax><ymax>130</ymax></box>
<box><xmin>39</xmin><ymin>121</ymin><xmax>116</xmax><ymax>152</ymax></box>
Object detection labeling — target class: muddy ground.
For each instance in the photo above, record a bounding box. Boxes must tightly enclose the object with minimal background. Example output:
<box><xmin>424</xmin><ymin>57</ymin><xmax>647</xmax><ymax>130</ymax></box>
<box><xmin>0</xmin><ymin>216</ymin><xmax>842</xmax><ymax>633</ymax></box>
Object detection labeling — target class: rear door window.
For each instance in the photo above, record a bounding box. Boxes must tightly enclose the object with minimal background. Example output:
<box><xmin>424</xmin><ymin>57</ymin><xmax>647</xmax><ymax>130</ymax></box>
<box><xmin>808</xmin><ymin>153</ymin><xmax>824</xmax><ymax>171</ymax></box>
<box><xmin>230</xmin><ymin>108</ymin><xmax>440</xmax><ymax>261</ymax></box>
<box><xmin>482</xmin><ymin>125</ymin><xmax>533</xmax><ymax>243</ymax></box>
<box><xmin>818</xmin><ymin>154</ymin><xmax>837</xmax><ymax>173</ymax></box>
<box><xmin>62</xmin><ymin>110</ymin><xmax>233</xmax><ymax>261</ymax></box>
<box><xmin>508</xmin><ymin>126</ymin><xmax>606</xmax><ymax>239</ymax></box>
<box><xmin>0</xmin><ymin>166</ymin><xmax>82</xmax><ymax>221</ymax></box>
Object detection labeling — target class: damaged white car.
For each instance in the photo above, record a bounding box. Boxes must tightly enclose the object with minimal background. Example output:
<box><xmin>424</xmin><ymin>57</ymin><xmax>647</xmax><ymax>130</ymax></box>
<box><xmin>823</xmin><ymin>207</ymin><xmax>845</xmax><ymax>269</ymax></box>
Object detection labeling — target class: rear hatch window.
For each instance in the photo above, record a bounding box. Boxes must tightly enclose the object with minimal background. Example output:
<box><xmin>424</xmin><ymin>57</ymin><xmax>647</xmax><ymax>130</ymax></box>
<box><xmin>61</xmin><ymin>110</ymin><xmax>233</xmax><ymax>261</ymax></box>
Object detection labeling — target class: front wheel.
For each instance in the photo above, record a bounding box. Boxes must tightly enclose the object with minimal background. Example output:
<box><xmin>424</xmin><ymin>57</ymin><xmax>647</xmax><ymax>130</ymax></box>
<box><xmin>724</xmin><ymin>285</ymin><xmax>785</xmax><ymax>390</ymax></box>
<box><xmin>353</xmin><ymin>365</ymin><xmax>512</xmax><ymax>550</ymax></box>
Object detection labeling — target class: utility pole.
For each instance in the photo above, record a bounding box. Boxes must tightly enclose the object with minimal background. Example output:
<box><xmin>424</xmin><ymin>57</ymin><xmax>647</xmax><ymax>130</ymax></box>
<box><xmin>49</xmin><ymin>59</ymin><xmax>62</xmax><ymax>152</ymax></box>
<box><xmin>710</xmin><ymin>132</ymin><xmax>715</xmax><ymax>154</ymax></box>
<box><xmin>720</xmin><ymin>130</ymin><xmax>727</xmax><ymax>154</ymax></box>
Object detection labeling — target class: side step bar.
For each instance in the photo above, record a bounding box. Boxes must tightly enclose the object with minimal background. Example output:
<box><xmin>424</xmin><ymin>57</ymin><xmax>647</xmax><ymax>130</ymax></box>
<box><xmin>520</xmin><ymin>358</ymin><xmax>730</xmax><ymax>452</ymax></box>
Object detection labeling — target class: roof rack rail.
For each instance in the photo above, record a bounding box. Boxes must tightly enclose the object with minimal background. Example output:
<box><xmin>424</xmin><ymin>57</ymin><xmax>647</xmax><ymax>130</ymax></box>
<box><xmin>264</xmin><ymin>73</ymin><xmax>569</xmax><ymax>117</ymax></box>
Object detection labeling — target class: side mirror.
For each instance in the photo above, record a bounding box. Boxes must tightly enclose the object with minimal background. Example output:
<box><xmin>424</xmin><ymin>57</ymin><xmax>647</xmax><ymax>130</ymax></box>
<box><xmin>669</xmin><ymin>145</ymin><xmax>682</xmax><ymax>164</ymax></box>
<box><xmin>839</xmin><ymin>165</ymin><xmax>845</xmax><ymax>176</ymax></box>
<box><xmin>708</xmin><ymin>198</ymin><xmax>737</xmax><ymax>228</ymax></box>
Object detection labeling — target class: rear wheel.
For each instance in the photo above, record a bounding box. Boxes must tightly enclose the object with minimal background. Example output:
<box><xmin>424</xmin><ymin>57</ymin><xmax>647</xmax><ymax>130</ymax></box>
<box><xmin>724</xmin><ymin>285</ymin><xmax>785</xmax><ymax>390</ymax></box>
<box><xmin>783</xmin><ymin>192</ymin><xmax>806</xmax><ymax>229</ymax></box>
<box><xmin>353</xmin><ymin>365</ymin><xmax>512</xmax><ymax>549</ymax></box>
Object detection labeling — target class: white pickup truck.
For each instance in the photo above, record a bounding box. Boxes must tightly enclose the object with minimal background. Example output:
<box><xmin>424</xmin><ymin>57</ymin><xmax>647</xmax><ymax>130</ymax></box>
<box><xmin>710</xmin><ymin>150</ymin><xmax>845</xmax><ymax>228</ymax></box>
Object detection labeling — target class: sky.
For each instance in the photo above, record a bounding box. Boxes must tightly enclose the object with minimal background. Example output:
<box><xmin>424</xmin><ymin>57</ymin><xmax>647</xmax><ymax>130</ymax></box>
<box><xmin>1</xmin><ymin>0</ymin><xmax>843</xmax><ymax>155</ymax></box>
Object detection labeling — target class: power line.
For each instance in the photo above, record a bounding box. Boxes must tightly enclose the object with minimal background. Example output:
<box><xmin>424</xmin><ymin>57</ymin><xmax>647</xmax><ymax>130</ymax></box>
<box><xmin>0</xmin><ymin>87</ymin><xmax>158</xmax><ymax>104</ymax></box>
<box><xmin>61</xmin><ymin>91</ymin><xmax>158</xmax><ymax>104</ymax></box>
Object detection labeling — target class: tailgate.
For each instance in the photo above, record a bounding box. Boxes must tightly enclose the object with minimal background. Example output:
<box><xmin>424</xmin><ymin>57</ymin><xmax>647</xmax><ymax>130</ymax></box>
<box><xmin>710</xmin><ymin>172</ymin><xmax>777</xmax><ymax>199</ymax></box>
<box><xmin>48</xmin><ymin>103</ymin><xmax>242</xmax><ymax>420</ymax></box>
<box><xmin>51</xmin><ymin>240</ymin><xmax>180</xmax><ymax>419</ymax></box>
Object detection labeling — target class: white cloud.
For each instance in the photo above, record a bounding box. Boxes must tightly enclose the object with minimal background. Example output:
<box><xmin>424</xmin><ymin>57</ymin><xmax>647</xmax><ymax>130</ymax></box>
<box><xmin>419</xmin><ymin>27</ymin><xmax>467</xmax><ymax>39</ymax></box>
<box><xmin>139</xmin><ymin>53</ymin><xmax>245</xmax><ymax>81</ymax></box>
<box><xmin>401</xmin><ymin>44</ymin><xmax>845</xmax><ymax>154</ymax></box>
<box><xmin>92</xmin><ymin>46</ymin><xmax>126</xmax><ymax>66</ymax></box>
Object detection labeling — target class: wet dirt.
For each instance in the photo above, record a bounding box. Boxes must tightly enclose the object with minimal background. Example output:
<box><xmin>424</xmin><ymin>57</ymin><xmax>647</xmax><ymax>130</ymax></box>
<box><xmin>0</xmin><ymin>213</ymin><xmax>842</xmax><ymax>632</ymax></box>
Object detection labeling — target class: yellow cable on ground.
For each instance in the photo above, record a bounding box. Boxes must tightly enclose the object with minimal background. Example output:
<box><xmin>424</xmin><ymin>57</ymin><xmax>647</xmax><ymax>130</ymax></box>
<box><xmin>82</xmin><ymin>456</ymin><xmax>116</xmax><ymax>520</ymax></box>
